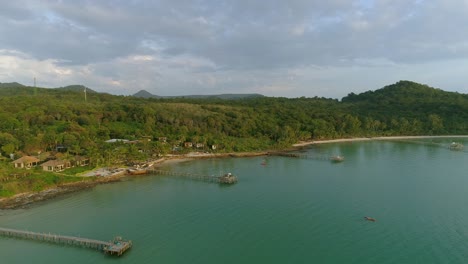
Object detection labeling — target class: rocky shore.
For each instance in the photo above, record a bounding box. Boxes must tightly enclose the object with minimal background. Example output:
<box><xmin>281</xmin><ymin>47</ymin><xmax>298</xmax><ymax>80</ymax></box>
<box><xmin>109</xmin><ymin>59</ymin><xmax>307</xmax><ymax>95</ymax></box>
<box><xmin>0</xmin><ymin>175</ymin><xmax>125</xmax><ymax>209</ymax></box>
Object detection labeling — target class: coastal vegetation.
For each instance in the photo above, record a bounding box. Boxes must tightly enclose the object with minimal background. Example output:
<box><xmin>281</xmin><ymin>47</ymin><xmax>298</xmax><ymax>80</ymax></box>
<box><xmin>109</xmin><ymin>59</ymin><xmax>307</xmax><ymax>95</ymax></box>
<box><xmin>1</xmin><ymin>80</ymin><xmax>468</xmax><ymax>197</ymax></box>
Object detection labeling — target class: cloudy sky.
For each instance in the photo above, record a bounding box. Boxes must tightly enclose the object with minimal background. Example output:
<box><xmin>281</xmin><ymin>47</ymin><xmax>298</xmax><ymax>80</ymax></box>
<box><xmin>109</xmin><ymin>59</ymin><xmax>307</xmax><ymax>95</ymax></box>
<box><xmin>1</xmin><ymin>0</ymin><xmax>468</xmax><ymax>98</ymax></box>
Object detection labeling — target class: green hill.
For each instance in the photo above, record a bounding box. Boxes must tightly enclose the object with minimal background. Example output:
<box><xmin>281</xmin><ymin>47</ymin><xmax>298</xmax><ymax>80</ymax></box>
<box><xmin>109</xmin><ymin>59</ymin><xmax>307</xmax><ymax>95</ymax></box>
<box><xmin>342</xmin><ymin>80</ymin><xmax>468</xmax><ymax>134</ymax></box>
<box><xmin>0</xmin><ymin>82</ymin><xmax>24</xmax><ymax>88</ymax></box>
<box><xmin>0</xmin><ymin>83</ymin><xmax>99</xmax><ymax>98</ymax></box>
<box><xmin>0</xmin><ymin>82</ymin><xmax>37</xmax><ymax>96</ymax></box>
<box><xmin>342</xmin><ymin>80</ymin><xmax>466</xmax><ymax>103</ymax></box>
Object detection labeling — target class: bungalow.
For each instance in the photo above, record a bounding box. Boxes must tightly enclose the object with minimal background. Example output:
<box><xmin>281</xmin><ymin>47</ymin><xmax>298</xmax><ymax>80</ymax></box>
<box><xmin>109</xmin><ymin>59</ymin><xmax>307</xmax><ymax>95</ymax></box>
<box><xmin>195</xmin><ymin>143</ymin><xmax>204</xmax><ymax>149</ymax></box>
<box><xmin>184</xmin><ymin>142</ymin><xmax>193</xmax><ymax>148</ymax></box>
<box><xmin>41</xmin><ymin>159</ymin><xmax>66</xmax><ymax>172</ymax></box>
<box><xmin>12</xmin><ymin>156</ymin><xmax>40</xmax><ymax>169</ymax></box>
<box><xmin>158</xmin><ymin>137</ymin><xmax>167</xmax><ymax>143</ymax></box>
<box><xmin>73</xmin><ymin>156</ymin><xmax>90</xmax><ymax>166</ymax></box>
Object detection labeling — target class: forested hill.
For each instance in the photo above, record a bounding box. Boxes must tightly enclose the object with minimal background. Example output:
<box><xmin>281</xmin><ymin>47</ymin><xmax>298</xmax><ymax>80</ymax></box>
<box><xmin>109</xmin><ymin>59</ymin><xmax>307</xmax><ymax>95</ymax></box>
<box><xmin>342</xmin><ymin>80</ymin><xmax>468</xmax><ymax>103</ymax></box>
<box><xmin>0</xmin><ymin>82</ymin><xmax>24</xmax><ymax>88</ymax></box>
<box><xmin>341</xmin><ymin>80</ymin><xmax>468</xmax><ymax>134</ymax></box>
<box><xmin>0</xmin><ymin>83</ymin><xmax>96</xmax><ymax>96</ymax></box>
<box><xmin>0</xmin><ymin>80</ymin><xmax>467</xmax><ymax>161</ymax></box>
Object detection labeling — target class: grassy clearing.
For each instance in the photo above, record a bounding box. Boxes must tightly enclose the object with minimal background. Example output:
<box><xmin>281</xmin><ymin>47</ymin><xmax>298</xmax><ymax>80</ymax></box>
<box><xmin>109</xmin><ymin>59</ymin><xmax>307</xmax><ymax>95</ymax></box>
<box><xmin>0</xmin><ymin>165</ymin><xmax>96</xmax><ymax>197</ymax></box>
<box><xmin>60</xmin><ymin>165</ymin><xmax>95</xmax><ymax>176</ymax></box>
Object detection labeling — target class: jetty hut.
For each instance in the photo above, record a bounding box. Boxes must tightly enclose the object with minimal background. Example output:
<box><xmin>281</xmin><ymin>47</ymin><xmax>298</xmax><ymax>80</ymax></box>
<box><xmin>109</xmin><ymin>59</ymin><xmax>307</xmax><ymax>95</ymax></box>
<box><xmin>219</xmin><ymin>173</ymin><xmax>238</xmax><ymax>184</ymax></box>
<box><xmin>330</xmin><ymin>155</ymin><xmax>345</xmax><ymax>162</ymax></box>
<box><xmin>449</xmin><ymin>142</ymin><xmax>464</xmax><ymax>151</ymax></box>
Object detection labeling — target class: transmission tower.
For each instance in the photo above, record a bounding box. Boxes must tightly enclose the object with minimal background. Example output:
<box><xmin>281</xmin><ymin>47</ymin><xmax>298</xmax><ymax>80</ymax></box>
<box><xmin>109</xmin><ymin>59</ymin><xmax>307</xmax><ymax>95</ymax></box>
<box><xmin>84</xmin><ymin>86</ymin><xmax>87</xmax><ymax>102</ymax></box>
<box><xmin>34</xmin><ymin>77</ymin><xmax>37</xmax><ymax>95</ymax></box>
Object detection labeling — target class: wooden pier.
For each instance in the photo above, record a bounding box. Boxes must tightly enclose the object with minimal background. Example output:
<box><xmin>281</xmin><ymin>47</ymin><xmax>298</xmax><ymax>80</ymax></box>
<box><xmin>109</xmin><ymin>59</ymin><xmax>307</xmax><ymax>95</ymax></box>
<box><xmin>0</xmin><ymin>227</ymin><xmax>131</xmax><ymax>256</ymax></box>
<box><xmin>268</xmin><ymin>152</ymin><xmax>344</xmax><ymax>162</ymax></box>
<box><xmin>147</xmin><ymin>169</ymin><xmax>238</xmax><ymax>184</ymax></box>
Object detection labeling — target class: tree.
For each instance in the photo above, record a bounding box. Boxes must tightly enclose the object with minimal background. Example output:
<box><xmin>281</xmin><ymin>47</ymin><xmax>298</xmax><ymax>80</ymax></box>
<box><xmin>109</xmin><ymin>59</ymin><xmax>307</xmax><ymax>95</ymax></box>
<box><xmin>1</xmin><ymin>143</ymin><xmax>16</xmax><ymax>156</ymax></box>
<box><xmin>428</xmin><ymin>114</ymin><xmax>444</xmax><ymax>134</ymax></box>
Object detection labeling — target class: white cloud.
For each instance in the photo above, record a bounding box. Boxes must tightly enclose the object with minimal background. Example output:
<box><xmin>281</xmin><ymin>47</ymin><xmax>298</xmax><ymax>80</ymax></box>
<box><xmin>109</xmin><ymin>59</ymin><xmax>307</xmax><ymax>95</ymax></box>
<box><xmin>290</xmin><ymin>24</ymin><xmax>306</xmax><ymax>36</ymax></box>
<box><xmin>1</xmin><ymin>0</ymin><xmax>468</xmax><ymax>97</ymax></box>
<box><xmin>131</xmin><ymin>55</ymin><xmax>155</xmax><ymax>62</ymax></box>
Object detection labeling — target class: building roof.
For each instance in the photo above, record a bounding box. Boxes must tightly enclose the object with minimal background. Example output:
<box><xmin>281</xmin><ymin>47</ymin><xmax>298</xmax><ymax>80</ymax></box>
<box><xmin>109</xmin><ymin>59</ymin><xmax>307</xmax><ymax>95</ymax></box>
<box><xmin>12</xmin><ymin>156</ymin><xmax>40</xmax><ymax>164</ymax></box>
<box><xmin>105</xmin><ymin>139</ymin><xmax>129</xmax><ymax>143</ymax></box>
<box><xmin>41</xmin><ymin>159</ymin><xmax>65</xmax><ymax>167</ymax></box>
<box><xmin>74</xmin><ymin>155</ymin><xmax>89</xmax><ymax>161</ymax></box>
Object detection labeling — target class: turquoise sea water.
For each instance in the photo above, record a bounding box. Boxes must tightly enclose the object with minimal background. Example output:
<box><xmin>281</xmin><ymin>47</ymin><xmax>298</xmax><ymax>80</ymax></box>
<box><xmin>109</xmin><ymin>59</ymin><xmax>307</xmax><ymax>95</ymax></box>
<box><xmin>1</xmin><ymin>139</ymin><xmax>468</xmax><ymax>264</ymax></box>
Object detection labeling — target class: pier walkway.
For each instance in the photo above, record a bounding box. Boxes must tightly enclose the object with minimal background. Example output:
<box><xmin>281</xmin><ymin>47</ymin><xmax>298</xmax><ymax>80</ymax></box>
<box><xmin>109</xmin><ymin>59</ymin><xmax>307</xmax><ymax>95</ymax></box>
<box><xmin>0</xmin><ymin>227</ymin><xmax>131</xmax><ymax>256</ymax></box>
<box><xmin>147</xmin><ymin>169</ymin><xmax>238</xmax><ymax>184</ymax></box>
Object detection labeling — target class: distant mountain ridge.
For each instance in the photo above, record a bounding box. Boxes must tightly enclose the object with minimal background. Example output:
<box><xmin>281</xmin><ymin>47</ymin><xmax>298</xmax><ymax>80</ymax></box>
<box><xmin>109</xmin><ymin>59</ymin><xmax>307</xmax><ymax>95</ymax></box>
<box><xmin>133</xmin><ymin>89</ymin><xmax>265</xmax><ymax>99</ymax></box>
<box><xmin>56</xmin><ymin>85</ymin><xmax>97</xmax><ymax>93</ymax></box>
<box><xmin>1</xmin><ymin>80</ymin><xmax>466</xmax><ymax>100</ymax></box>
<box><xmin>0</xmin><ymin>82</ymin><xmax>97</xmax><ymax>96</ymax></box>
<box><xmin>0</xmin><ymin>82</ymin><xmax>263</xmax><ymax>99</ymax></box>
<box><xmin>133</xmin><ymin>90</ymin><xmax>161</xmax><ymax>98</ymax></box>
<box><xmin>0</xmin><ymin>82</ymin><xmax>24</xmax><ymax>88</ymax></box>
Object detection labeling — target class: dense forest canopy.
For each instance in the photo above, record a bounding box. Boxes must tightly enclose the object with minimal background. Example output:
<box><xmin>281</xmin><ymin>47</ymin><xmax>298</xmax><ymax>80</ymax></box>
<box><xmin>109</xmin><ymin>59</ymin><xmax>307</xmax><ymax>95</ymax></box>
<box><xmin>0</xmin><ymin>80</ymin><xmax>467</xmax><ymax>196</ymax></box>
<box><xmin>0</xmin><ymin>80</ymin><xmax>467</xmax><ymax>159</ymax></box>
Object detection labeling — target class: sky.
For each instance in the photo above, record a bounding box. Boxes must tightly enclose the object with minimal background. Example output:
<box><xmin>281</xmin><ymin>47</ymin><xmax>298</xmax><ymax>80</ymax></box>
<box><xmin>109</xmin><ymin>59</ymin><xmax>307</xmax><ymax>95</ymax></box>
<box><xmin>0</xmin><ymin>0</ymin><xmax>468</xmax><ymax>99</ymax></box>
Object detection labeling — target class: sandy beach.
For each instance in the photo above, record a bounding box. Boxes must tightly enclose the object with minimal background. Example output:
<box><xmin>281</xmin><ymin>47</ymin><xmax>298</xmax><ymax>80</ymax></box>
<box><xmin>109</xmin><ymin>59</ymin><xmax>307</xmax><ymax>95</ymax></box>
<box><xmin>293</xmin><ymin>135</ymin><xmax>468</xmax><ymax>147</ymax></box>
<box><xmin>293</xmin><ymin>137</ymin><xmax>371</xmax><ymax>146</ymax></box>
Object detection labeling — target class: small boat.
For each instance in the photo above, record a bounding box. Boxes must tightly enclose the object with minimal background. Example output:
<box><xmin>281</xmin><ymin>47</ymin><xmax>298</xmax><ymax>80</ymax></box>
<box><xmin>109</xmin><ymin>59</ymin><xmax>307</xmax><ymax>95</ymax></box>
<box><xmin>261</xmin><ymin>159</ymin><xmax>267</xmax><ymax>166</ymax></box>
<box><xmin>364</xmin><ymin>216</ymin><xmax>376</xmax><ymax>222</ymax></box>
<box><xmin>127</xmin><ymin>168</ymin><xmax>147</xmax><ymax>175</ymax></box>
<box><xmin>330</xmin><ymin>155</ymin><xmax>344</xmax><ymax>162</ymax></box>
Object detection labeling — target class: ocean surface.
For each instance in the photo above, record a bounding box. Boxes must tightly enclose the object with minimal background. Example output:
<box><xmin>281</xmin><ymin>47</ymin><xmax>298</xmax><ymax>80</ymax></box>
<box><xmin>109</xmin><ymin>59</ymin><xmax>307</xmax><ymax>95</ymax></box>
<box><xmin>1</xmin><ymin>138</ymin><xmax>468</xmax><ymax>264</ymax></box>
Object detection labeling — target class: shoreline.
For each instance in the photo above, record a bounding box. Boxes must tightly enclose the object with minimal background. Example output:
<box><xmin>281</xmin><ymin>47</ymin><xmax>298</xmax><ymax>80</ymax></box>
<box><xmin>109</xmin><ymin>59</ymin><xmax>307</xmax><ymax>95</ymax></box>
<box><xmin>1</xmin><ymin>135</ymin><xmax>467</xmax><ymax>209</ymax></box>
<box><xmin>292</xmin><ymin>135</ymin><xmax>468</xmax><ymax>147</ymax></box>
<box><xmin>0</xmin><ymin>171</ymin><xmax>128</xmax><ymax>209</ymax></box>
<box><xmin>0</xmin><ymin>152</ymin><xmax>268</xmax><ymax>209</ymax></box>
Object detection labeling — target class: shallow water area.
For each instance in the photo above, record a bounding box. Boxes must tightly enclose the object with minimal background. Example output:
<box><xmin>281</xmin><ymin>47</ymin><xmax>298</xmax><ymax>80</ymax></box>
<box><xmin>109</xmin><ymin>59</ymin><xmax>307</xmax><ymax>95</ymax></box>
<box><xmin>1</xmin><ymin>138</ymin><xmax>468</xmax><ymax>263</ymax></box>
